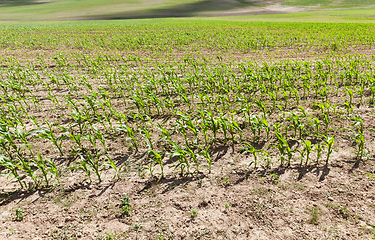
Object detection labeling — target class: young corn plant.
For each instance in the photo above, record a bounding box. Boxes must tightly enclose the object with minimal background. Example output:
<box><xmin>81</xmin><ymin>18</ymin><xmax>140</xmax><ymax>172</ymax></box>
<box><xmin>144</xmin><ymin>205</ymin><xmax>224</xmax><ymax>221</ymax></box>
<box><xmin>248</xmin><ymin>115</ymin><xmax>263</xmax><ymax>143</ymax></box>
<box><xmin>324</xmin><ymin>136</ymin><xmax>335</xmax><ymax>165</ymax></box>
<box><xmin>70</xmin><ymin>111</ymin><xmax>89</xmax><ymax>135</ymax></box>
<box><xmin>198</xmin><ymin>145</ymin><xmax>212</xmax><ymax>174</ymax></box>
<box><xmin>38</xmin><ymin>121</ymin><xmax>65</xmax><ymax>156</ymax></box>
<box><xmin>169</xmin><ymin>143</ymin><xmax>191</xmax><ymax>176</ymax></box>
<box><xmin>342</xmin><ymin>99</ymin><xmax>353</xmax><ymax>115</ymax></box>
<box><xmin>15</xmin><ymin>128</ymin><xmax>38</xmax><ymax>156</ymax></box>
<box><xmin>34</xmin><ymin>152</ymin><xmax>60</xmax><ymax>186</ymax></box>
<box><xmin>185</xmin><ymin>146</ymin><xmax>200</xmax><ymax>174</ymax></box>
<box><xmin>261</xmin><ymin>117</ymin><xmax>271</xmax><ymax>141</ymax></box>
<box><xmin>322</xmin><ymin>112</ymin><xmax>333</xmax><ymax>135</ymax></box>
<box><xmin>308</xmin><ymin>117</ymin><xmax>323</xmax><ymax>138</ymax></box>
<box><xmin>147</xmin><ymin>150</ymin><xmax>164</xmax><ymax>178</ymax></box>
<box><xmin>157</xmin><ymin>123</ymin><xmax>173</xmax><ymax>146</ymax></box>
<box><xmin>346</xmin><ymin>115</ymin><xmax>366</xmax><ymax>160</ymax></box>
<box><xmin>174</xmin><ymin>118</ymin><xmax>190</xmax><ymax>147</ymax></box>
<box><xmin>179</xmin><ymin>113</ymin><xmax>199</xmax><ymax>146</ymax></box>
<box><xmin>314</xmin><ymin>141</ymin><xmax>324</xmax><ymax>165</ymax></box>
<box><xmin>93</xmin><ymin>127</ymin><xmax>107</xmax><ymax>153</ymax></box>
<box><xmin>61</xmin><ymin>125</ymin><xmax>87</xmax><ymax>154</ymax></box>
<box><xmin>298</xmin><ymin>139</ymin><xmax>312</xmax><ymax>166</ymax></box>
<box><xmin>83</xmin><ymin>152</ymin><xmax>105</xmax><ymax>182</ymax></box>
<box><xmin>198</xmin><ymin>120</ymin><xmax>212</xmax><ymax>148</ymax></box>
<box><xmin>253</xmin><ymin>99</ymin><xmax>269</xmax><ymax>119</ymax></box>
<box><xmin>117</xmin><ymin>123</ymin><xmax>139</xmax><ymax>152</ymax></box>
<box><xmin>102</xmin><ymin>154</ymin><xmax>120</xmax><ymax>180</ymax></box>
<box><xmin>228</xmin><ymin>112</ymin><xmax>242</xmax><ymax>143</ymax></box>
<box><xmin>0</xmin><ymin>128</ymin><xmax>24</xmax><ymax>160</ymax></box>
<box><xmin>241</xmin><ymin>142</ymin><xmax>262</xmax><ymax>169</ymax></box>
<box><xmin>0</xmin><ymin>155</ymin><xmax>25</xmax><ymax>188</ymax></box>
<box><xmin>205</xmin><ymin>110</ymin><xmax>220</xmax><ymax>144</ymax></box>
<box><xmin>70</xmin><ymin>155</ymin><xmax>92</xmax><ymax>183</ymax></box>
<box><xmin>17</xmin><ymin>156</ymin><xmax>39</xmax><ymax>188</ymax></box>
<box><xmin>219</xmin><ymin>115</ymin><xmax>229</xmax><ymax>144</ymax></box>
<box><xmin>273</xmin><ymin>123</ymin><xmax>294</xmax><ymax>166</ymax></box>
<box><xmin>344</xmin><ymin>87</ymin><xmax>354</xmax><ymax>107</ymax></box>
<box><xmin>139</xmin><ymin>126</ymin><xmax>154</xmax><ymax>151</ymax></box>
<box><xmin>286</xmin><ymin>112</ymin><xmax>301</xmax><ymax>139</ymax></box>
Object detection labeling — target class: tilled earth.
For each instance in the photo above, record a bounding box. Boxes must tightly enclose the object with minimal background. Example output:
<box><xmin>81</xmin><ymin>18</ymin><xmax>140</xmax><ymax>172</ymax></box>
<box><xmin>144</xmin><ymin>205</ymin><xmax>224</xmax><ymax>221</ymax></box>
<box><xmin>0</xmin><ymin>148</ymin><xmax>374</xmax><ymax>240</ymax></box>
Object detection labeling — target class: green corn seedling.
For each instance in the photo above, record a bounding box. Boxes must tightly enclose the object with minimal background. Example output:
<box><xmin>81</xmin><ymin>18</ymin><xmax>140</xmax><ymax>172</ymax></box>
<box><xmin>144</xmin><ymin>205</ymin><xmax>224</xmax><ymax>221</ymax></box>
<box><xmin>38</xmin><ymin>122</ymin><xmax>65</xmax><ymax>156</ymax></box>
<box><xmin>298</xmin><ymin>140</ymin><xmax>312</xmax><ymax>166</ymax></box>
<box><xmin>102</xmin><ymin>154</ymin><xmax>120</xmax><ymax>180</ymax></box>
<box><xmin>169</xmin><ymin>143</ymin><xmax>191</xmax><ymax>176</ymax></box>
<box><xmin>0</xmin><ymin>155</ymin><xmax>25</xmax><ymax>188</ymax></box>
<box><xmin>198</xmin><ymin>145</ymin><xmax>212</xmax><ymax>174</ymax></box>
<box><xmin>34</xmin><ymin>152</ymin><xmax>60</xmax><ymax>186</ymax></box>
<box><xmin>324</xmin><ymin>136</ymin><xmax>335</xmax><ymax>165</ymax></box>
<box><xmin>346</xmin><ymin>115</ymin><xmax>366</xmax><ymax>160</ymax></box>
<box><xmin>148</xmin><ymin>150</ymin><xmax>164</xmax><ymax>178</ymax></box>
<box><xmin>314</xmin><ymin>141</ymin><xmax>324</xmax><ymax>165</ymax></box>
<box><xmin>242</xmin><ymin>142</ymin><xmax>261</xmax><ymax>169</ymax></box>
<box><xmin>70</xmin><ymin>155</ymin><xmax>92</xmax><ymax>183</ymax></box>
<box><xmin>139</xmin><ymin>127</ymin><xmax>154</xmax><ymax>150</ymax></box>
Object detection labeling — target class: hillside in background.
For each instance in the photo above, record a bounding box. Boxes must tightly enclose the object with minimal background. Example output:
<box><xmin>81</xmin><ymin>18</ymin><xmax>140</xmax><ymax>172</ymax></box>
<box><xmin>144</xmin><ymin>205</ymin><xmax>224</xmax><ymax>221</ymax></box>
<box><xmin>1</xmin><ymin>0</ymin><xmax>375</xmax><ymax>21</ymax></box>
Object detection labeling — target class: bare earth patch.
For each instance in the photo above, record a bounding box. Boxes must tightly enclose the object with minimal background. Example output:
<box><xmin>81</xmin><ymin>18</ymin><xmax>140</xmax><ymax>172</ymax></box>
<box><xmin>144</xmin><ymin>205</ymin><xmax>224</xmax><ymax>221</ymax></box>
<box><xmin>0</xmin><ymin>154</ymin><xmax>374</xmax><ymax>239</ymax></box>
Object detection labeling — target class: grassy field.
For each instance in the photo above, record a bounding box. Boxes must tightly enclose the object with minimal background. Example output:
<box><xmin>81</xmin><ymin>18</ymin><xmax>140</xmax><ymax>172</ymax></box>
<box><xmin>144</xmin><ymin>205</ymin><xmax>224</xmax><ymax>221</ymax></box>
<box><xmin>1</xmin><ymin>0</ymin><xmax>375</xmax><ymax>21</ymax></box>
<box><xmin>0</xmin><ymin>0</ymin><xmax>252</xmax><ymax>20</ymax></box>
<box><xmin>0</xmin><ymin>18</ymin><xmax>374</xmax><ymax>239</ymax></box>
<box><xmin>283</xmin><ymin>0</ymin><xmax>375</xmax><ymax>8</ymax></box>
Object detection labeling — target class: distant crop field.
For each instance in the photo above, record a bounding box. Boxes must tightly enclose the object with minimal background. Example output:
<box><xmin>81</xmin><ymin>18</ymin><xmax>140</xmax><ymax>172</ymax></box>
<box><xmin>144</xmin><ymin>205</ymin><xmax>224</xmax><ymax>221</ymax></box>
<box><xmin>0</xmin><ymin>19</ymin><xmax>375</xmax><ymax>239</ymax></box>
<box><xmin>0</xmin><ymin>0</ymin><xmax>254</xmax><ymax>20</ymax></box>
<box><xmin>283</xmin><ymin>0</ymin><xmax>375</xmax><ymax>7</ymax></box>
<box><xmin>2</xmin><ymin>0</ymin><xmax>375</xmax><ymax>21</ymax></box>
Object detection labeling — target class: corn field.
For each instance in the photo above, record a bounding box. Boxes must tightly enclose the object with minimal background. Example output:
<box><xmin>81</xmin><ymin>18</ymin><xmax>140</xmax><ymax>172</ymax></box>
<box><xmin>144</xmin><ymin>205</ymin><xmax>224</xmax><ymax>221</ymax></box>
<box><xmin>0</xmin><ymin>20</ymin><xmax>374</xmax><ymax>189</ymax></box>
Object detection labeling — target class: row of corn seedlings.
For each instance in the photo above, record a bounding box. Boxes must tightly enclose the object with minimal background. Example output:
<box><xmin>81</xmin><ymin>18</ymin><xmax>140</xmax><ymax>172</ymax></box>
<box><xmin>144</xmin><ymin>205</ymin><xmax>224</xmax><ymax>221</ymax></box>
<box><xmin>0</xmin><ymin>35</ymin><xmax>374</xmax><ymax>189</ymax></box>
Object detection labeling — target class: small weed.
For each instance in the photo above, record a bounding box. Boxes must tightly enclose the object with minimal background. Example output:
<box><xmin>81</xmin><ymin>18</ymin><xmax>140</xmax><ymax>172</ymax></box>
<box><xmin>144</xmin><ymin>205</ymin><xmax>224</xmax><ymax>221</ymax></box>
<box><xmin>120</xmin><ymin>194</ymin><xmax>131</xmax><ymax>217</ymax></box>
<box><xmin>367</xmin><ymin>173</ymin><xmax>375</xmax><ymax>181</ymax></box>
<box><xmin>354</xmin><ymin>213</ymin><xmax>362</xmax><ymax>224</ymax></box>
<box><xmin>54</xmin><ymin>195</ymin><xmax>76</xmax><ymax>207</ymax></box>
<box><xmin>221</xmin><ymin>177</ymin><xmax>230</xmax><ymax>185</ymax></box>
<box><xmin>198</xmin><ymin>179</ymin><xmax>204</xmax><ymax>186</ymax></box>
<box><xmin>132</xmin><ymin>223</ymin><xmax>142</xmax><ymax>230</ymax></box>
<box><xmin>103</xmin><ymin>231</ymin><xmax>127</xmax><ymax>240</ymax></box>
<box><xmin>279</xmin><ymin>184</ymin><xmax>289</xmax><ymax>190</ymax></box>
<box><xmin>307</xmin><ymin>206</ymin><xmax>320</xmax><ymax>225</ymax></box>
<box><xmin>139</xmin><ymin>171</ymin><xmax>146</xmax><ymax>179</ymax></box>
<box><xmin>252</xmin><ymin>187</ymin><xmax>270</xmax><ymax>196</ymax></box>
<box><xmin>225</xmin><ymin>202</ymin><xmax>231</xmax><ymax>209</ymax></box>
<box><xmin>54</xmin><ymin>196</ymin><xmax>62</xmax><ymax>204</ymax></box>
<box><xmin>270</xmin><ymin>173</ymin><xmax>279</xmax><ymax>185</ymax></box>
<box><xmin>190</xmin><ymin>208</ymin><xmax>198</xmax><ymax>218</ymax></box>
<box><xmin>360</xmin><ymin>225</ymin><xmax>375</xmax><ymax>238</ymax></box>
<box><xmin>292</xmin><ymin>182</ymin><xmax>306</xmax><ymax>190</ymax></box>
<box><xmin>339</xmin><ymin>205</ymin><xmax>350</xmax><ymax>219</ymax></box>
<box><xmin>105</xmin><ymin>231</ymin><xmax>116</xmax><ymax>240</ymax></box>
<box><xmin>325</xmin><ymin>202</ymin><xmax>351</xmax><ymax>219</ymax></box>
<box><xmin>15</xmin><ymin>208</ymin><xmax>25</xmax><ymax>221</ymax></box>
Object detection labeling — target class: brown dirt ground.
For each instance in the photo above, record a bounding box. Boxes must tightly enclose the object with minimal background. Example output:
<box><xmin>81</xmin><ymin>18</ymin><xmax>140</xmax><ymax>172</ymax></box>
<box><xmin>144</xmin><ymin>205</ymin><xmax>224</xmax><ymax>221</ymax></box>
<box><xmin>1</xmin><ymin>151</ymin><xmax>375</xmax><ymax>239</ymax></box>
